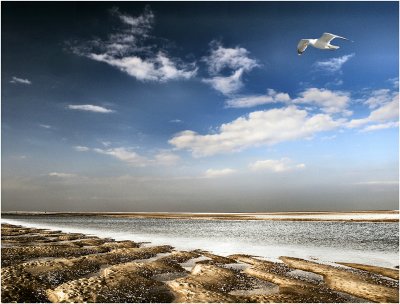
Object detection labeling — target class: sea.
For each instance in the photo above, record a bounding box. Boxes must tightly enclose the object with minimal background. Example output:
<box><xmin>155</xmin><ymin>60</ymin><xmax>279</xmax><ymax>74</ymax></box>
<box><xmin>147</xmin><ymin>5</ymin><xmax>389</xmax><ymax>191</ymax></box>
<box><xmin>2</xmin><ymin>215</ymin><xmax>398</xmax><ymax>268</ymax></box>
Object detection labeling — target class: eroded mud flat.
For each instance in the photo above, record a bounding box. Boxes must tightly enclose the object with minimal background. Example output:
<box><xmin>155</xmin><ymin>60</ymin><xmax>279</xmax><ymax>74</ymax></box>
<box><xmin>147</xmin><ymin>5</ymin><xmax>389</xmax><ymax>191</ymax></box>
<box><xmin>1</xmin><ymin>223</ymin><xmax>398</xmax><ymax>303</ymax></box>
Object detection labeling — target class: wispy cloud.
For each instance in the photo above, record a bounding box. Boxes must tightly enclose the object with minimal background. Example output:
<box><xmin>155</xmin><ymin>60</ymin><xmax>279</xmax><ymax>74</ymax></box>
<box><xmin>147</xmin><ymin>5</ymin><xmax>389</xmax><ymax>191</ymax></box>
<box><xmin>11</xmin><ymin>155</ymin><xmax>28</xmax><ymax>160</ymax></box>
<box><xmin>203</xmin><ymin>69</ymin><xmax>244</xmax><ymax>96</ymax></box>
<box><xmin>67</xmin><ymin>104</ymin><xmax>114</xmax><ymax>113</ymax></box>
<box><xmin>202</xmin><ymin>41</ymin><xmax>259</xmax><ymax>96</ymax></box>
<box><xmin>347</xmin><ymin>94</ymin><xmax>399</xmax><ymax>129</ymax></box>
<box><xmin>153</xmin><ymin>151</ymin><xmax>180</xmax><ymax>166</ymax></box>
<box><xmin>355</xmin><ymin>180</ymin><xmax>398</xmax><ymax>185</ymax></box>
<box><xmin>388</xmin><ymin>77</ymin><xmax>399</xmax><ymax>89</ymax></box>
<box><xmin>74</xmin><ymin>146</ymin><xmax>90</xmax><ymax>152</ymax></box>
<box><xmin>71</xmin><ymin>6</ymin><xmax>197</xmax><ymax>82</ymax></box>
<box><xmin>39</xmin><ymin>124</ymin><xmax>52</xmax><ymax>129</ymax></box>
<box><xmin>226</xmin><ymin>87</ymin><xmax>351</xmax><ymax>115</ymax></box>
<box><xmin>226</xmin><ymin>89</ymin><xmax>290</xmax><ymax>108</ymax></box>
<box><xmin>101</xmin><ymin>141</ymin><xmax>112</xmax><ymax>147</ymax></box>
<box><xmin>93</xmin><ymin>147</ymin><xmax>180</xmax><ymax>167</ymax></box>
<box><xmin>360</xmin><ymin>121</ymin><xmax>399</xmax><ymax>132</ymax></box>
<box><xmin>313</xmin><ymin>53</ymin><xmax>354</xmax><ymax>73</ymax></box>
<box><xmin>94</xmin><ymin>147</ymin><xmax>148</xmax><ymax>166</ymax></box>
<box><xmin>363</xmin><ymin>89</ymin><xmax>395</xmax><ymax>109</ymax></box>
<box><xmin>204</xmin><ymin>168</ymin><xmax>236</xmax><ymax>178</ymax></box>
<box><xmin>169</xmin><ymin>119</ymin><xmax>183</xmax><ymax>123</ymax></box>
<box><xmin>10</xmin><ymin>76</ymin><xmax>31</xmax><ymax>85</ymax></box>
<box><xmin>249</xmin><ymin>158</ymin><xmax>305</xmax><ymax>172</ymax></box>
<box><xmin>203</xmin><ymin>41</ymin><xmax>259</xmax><ymax>75</ymax></box>
<box><xmin>48</xmin><ymin>172</ymin><xmax>77</xmax><ymax>178</ymax></box>
<box><xmin>169</xmin><ymin>106</ymin><xmax>341</xmax><ymax>157</ymax></box>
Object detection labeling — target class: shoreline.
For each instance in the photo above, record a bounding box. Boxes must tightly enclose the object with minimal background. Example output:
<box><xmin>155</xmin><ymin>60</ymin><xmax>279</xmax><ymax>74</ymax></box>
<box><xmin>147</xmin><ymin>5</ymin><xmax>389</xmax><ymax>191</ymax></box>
<box><xmin>2</xmin><ymin>210</ymin><xmax>399</xmax><ymax>222</ymax></box>
<box><xmin>1</xmin><ymin>223</ymin><xmax>399</xmax><ymax>303</ymax></box>
<box><xmin>2</xmin><ymin>217</ymin><xmax>398</xmax><ymax>269</ymax></box>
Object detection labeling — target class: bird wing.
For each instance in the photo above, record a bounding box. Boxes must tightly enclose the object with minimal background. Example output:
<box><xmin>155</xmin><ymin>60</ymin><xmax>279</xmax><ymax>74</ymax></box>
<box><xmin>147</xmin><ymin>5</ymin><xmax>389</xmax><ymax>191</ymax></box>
<box><xmin>297</xmin><ymin>39</ymin><xmax>309</xmax><ymax>55</ymax></box>
<box><xmin>319</xmin><ymin>32</ymin><xmax>349</xmax><ymax>43</ymax></box>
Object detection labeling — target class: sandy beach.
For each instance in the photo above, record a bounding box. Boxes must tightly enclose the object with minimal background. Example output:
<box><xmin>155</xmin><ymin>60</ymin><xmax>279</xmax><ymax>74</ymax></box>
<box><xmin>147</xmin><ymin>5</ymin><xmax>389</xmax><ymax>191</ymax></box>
<box><xmin>1</xmin><ymin>223</ymin><xmax>398</xmax><ymax>303</ymax></box>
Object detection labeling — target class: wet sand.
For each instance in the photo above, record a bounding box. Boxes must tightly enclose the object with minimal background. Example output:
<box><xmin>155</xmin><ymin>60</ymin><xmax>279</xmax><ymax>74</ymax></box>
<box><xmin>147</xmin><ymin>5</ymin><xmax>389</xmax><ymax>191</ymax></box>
<box><xmin>1</xmin><ymin>223</ymin><xmax>398</xmax><ymax>303</ymax></box>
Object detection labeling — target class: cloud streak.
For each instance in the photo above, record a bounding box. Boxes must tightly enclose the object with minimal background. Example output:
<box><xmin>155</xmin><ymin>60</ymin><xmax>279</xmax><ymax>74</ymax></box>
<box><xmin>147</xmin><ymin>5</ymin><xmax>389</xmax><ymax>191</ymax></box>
<box><xmin>360</xmin><ymin>121</ymin><xmax>399</xmax><ymax>132</ymax></box>
<box><xmin>249</xmin><ymin>158</ymin><xmax>305</xmax><ymax>172</ymax></box>
<box><xmin>74</xmin><ymin>146</ymin><xmax>90</xmax><ymax>152</ymax></box>
<box><xmin>67</xmin><ymin>104</ymin><xmax>114</xmax><ymax>113</ymax></box>
<box><xmin>93</xmin><ymin>147</ymin><xmax>180</xmax><ymax>167</ymax></box>
<box><xmin>94</xmin><ymin>147</ymin><xmax>148</xmax><ymax>166</ymax></box>
<box><xmin>313</xmin><ymin>53</ymin><xmax>354</xmax><ymax>73</ymax></box>
<box><xmin>226</xmin><ymin>89</ymin><xmax>290</xmax><ymax>108</ymax></box>
<box><xmin>10</xmin><ymin>76</ymin><xmax>31</xmax><ymax>85</ymax></box>
<box><xmin>48</xmin><ymin>172</ymin><xmax>77</xmax><ymax>178</ymax></box>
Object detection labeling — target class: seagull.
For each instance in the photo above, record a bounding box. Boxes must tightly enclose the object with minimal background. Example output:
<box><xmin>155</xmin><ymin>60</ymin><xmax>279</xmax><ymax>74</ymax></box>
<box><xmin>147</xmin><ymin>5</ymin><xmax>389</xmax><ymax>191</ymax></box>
<box><xmin>297</xmin><ymin>32</ymin><xmax>350</xmax><ymax>55</ymax></box>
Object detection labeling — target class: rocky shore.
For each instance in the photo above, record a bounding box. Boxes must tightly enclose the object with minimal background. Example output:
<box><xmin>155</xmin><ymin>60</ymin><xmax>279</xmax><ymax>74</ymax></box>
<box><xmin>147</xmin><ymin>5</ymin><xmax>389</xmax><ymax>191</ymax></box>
<box><xmin>1</xmin><ymin>223</ymin><xmax>399</xmax><ymax>303</ymax></box>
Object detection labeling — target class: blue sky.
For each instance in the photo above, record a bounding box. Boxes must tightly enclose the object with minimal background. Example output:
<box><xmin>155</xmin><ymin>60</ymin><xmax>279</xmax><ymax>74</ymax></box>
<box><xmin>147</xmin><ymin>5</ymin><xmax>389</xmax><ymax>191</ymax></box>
<box><xmin>2</xmin><ymin>2</ymin><xmax>399</xmax><ymax>211</ymax></box>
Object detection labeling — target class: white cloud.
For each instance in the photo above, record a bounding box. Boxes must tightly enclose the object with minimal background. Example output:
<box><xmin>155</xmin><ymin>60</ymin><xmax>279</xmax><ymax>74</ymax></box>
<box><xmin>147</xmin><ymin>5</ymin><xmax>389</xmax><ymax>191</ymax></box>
<box><xmin>72</xmin><ymin>7</ymin><xmax>197</xmax><ymax>82</ymax></box>
<box><xmin>314</xmin><ymin>53</ymin><xmax>354</xmax><ymax>73</ymax></box>
<box><xmin>249</xmin><ymin>158</ymin><xmax>305</xmax><ymax>172</ymax></box>
<box><xmin>294</xmin><ymin>88</ymin><xmax>351</xmax><ymax>115</ymax></box>
<box><xmin>169</xmin><ymin>106</ymin><xmax>342</xmax><ymax>157</ymax></box>
<box><xmin>93</xmin><ymin>147</ymin><xmax>180</xmax><ymax>167</ymax></box>
<box><xmin>10</xmin><ymin>76</ymin><xmax>31</xmax><ymax>85</ymax></box>
<box><xmin>226</xmin><ymin>89</ymin><xmax>290</xmax><ymax>108</ymax></box>
<box><xmin>94</xmin><ymin>147</ymin><xmax>148</xmax><ymax>167</ymax></box>
<box><xmin>49</xmin><ymin>172</ymin><xmax>77</xmax><ymax>178</ymax></box>
<box><xmin>202</xmin><ymin>42</ymin><xmax>259</xmax><ymax>96</ymax></box>
<box><xmin>361</xmin><ymin>121</ymin><xmax>399</xmax><ymax>132</ymax></box>
<box><xmin>74</xmin><ymin>146</ymin><xmax>90</xmax><ymax>152</ymax></box>
<box><xmin>204</xmin><ymin>168</ymin><xmax>236</xmax><ymax>178</ymax></box>
<box><xmin>67</xmin><ymin>104</ymin><xmax>114</xmax><ymax>113</ymax></box>
<box><xmin>39</xmin><ymin>124</ymin><xmax>52</xmax><ymax>129</ymax></box>
<box><xmin>347</xmin><ymin>95</ymin><xmax>399</xmax><ymax>128</ymax></box>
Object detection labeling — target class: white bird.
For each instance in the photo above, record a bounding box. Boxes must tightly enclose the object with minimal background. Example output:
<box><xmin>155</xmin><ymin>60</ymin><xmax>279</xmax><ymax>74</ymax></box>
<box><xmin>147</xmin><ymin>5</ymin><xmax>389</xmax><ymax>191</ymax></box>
<box><xmin>297</xmin><ymin>32</ymin><xmax>350</xmax><ymax>55</ymax></box>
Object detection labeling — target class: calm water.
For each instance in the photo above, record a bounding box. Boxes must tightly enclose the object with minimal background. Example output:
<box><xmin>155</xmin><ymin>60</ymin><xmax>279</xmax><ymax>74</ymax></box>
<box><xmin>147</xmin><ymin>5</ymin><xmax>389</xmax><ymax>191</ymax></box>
<box><xmin>2</xmin><ymin>215</ymin><xmax>399</xmax><ymax>267</ymax></box>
